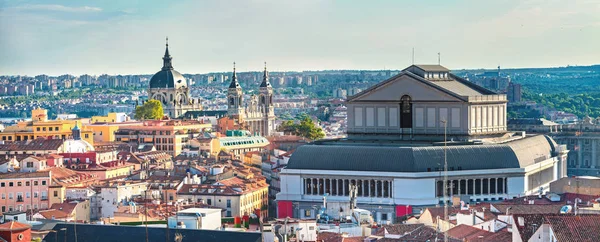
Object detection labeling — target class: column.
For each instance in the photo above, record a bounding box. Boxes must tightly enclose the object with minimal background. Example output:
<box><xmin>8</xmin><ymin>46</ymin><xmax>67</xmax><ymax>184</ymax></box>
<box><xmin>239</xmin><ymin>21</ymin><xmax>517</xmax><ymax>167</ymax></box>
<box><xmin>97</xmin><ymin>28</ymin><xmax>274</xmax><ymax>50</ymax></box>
<box><xmin>457</xmin><ymin>179</ymin><xmax>461</xmax><ymax>195</ymax></box>
<box><xmin>480</xmin><ymin>179</ymin><xmax>483</xmax><ymax>195</ymax></box>
<box><xmin>577</xmin><ymin>139</ymin><xmax>583</xmax><ymax>168</ymax></box>
<box><xmin>342</xmin><ymin>180</ymin><xmax>345</xmax><ymax>196</ymax></box>
<box><xmin>316</xmin><ymin>179</ymin><xmax>320</xmax><ymax>195</ymax></box>
<box><xmin>329</xmin><ymin>179</ymin><xmax>333</xmax><ymax>195</ymax></box>
<box><xmin>365</xmin><ymin>180</ymin><xmax>370</xmax><ymax>197</ymax></box>
<box><xmin>487</xmin><ymin>178</ymin><xmax>491</xmax><ymax>195</ymax></box>
<box><xmin>593</xmin><ymin>139</ymin><xmax>597</xmax><ymax>168</ymax></box>
<box><xmin>389</xmin><ymin>181</ymin><xmax>393</xmax><ymax>198</ymax></box>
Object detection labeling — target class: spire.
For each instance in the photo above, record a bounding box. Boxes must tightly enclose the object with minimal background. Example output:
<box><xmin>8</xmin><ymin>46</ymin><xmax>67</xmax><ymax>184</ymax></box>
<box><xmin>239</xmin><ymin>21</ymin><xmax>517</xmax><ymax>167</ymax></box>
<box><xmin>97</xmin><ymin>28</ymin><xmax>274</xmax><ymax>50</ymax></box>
<box><xmin>162</xmin><ymin>36</ymin><xmax>173</xmax><ymax>70</ymax></box>
<box><xmin>228</xmin><ymin>61</ymin><xmax>240</xmax><ymax>89</ymax></box>
<box><xmin>260</xmin><ymin>61</ymin><xmax>271</xmax><ymax>88</ymax></box>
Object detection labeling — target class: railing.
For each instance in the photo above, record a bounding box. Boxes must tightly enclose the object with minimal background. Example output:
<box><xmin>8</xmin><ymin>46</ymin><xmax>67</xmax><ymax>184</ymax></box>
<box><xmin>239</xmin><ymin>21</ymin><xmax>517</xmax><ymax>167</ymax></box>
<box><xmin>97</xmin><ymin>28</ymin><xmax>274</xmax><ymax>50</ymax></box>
<box><xmin>16</xmin><ymin>198</ymin><xmax>24</xmax><ymax>202</ymax></box>
<box><xmin>41</xmin><ymin>196</ymin><xmax>48</xmax><ymax>201</ymax></box>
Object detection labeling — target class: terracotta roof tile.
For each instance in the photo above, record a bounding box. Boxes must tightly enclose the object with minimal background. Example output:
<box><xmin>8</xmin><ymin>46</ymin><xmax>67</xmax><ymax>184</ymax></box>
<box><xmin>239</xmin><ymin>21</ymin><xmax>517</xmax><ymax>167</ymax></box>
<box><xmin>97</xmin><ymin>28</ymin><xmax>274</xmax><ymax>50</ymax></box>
<box><xmin>0</xmin><ymin>221</ymin><xmax>31</xmax><ymax>231</ymax></box>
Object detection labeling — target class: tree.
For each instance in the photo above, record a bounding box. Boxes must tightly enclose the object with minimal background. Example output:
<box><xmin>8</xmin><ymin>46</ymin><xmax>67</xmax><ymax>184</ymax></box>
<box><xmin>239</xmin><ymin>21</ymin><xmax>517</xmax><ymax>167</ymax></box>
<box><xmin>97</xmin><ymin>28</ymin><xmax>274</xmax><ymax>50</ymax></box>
<box><xmin>277</xmin><ymin>115</ymin><xmax>325</xmax><ymax>140</ymax></box>
<box><xmin>134</xmin><ymin>99</ymin><xmax>164</xmax><ymax>120</ymax></box>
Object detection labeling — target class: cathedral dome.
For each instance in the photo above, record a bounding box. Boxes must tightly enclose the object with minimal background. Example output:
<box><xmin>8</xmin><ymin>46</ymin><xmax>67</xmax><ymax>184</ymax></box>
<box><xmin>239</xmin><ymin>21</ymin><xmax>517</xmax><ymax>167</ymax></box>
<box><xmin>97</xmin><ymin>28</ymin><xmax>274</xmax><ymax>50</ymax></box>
<box><xmin>149</xmin><ymin>69</ymin><xmax>186</xmax><ymax>89</ymax></box>
<box><xmin>149</xmin><ymin>38</ymin><xmax>187</xmax><ymax>89</ymax></box>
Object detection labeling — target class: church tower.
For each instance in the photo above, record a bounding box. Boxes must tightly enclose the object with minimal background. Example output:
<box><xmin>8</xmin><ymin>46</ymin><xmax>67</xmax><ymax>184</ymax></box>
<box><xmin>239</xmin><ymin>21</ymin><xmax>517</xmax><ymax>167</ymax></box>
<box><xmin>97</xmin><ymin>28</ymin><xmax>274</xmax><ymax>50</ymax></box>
<box><xmin>259</xmin><ymin>62</ymin><xmax>275</xmax><ymax>136</ymax></box>
<box><xmin>227</xmin><ymin>62</ymin><xmax>244</xmax><ymax>117</ymax></box>
<box><xmin>148</xmin><ymin>38</ymin><xmax>201</xmax><ymax>118</ymax></box>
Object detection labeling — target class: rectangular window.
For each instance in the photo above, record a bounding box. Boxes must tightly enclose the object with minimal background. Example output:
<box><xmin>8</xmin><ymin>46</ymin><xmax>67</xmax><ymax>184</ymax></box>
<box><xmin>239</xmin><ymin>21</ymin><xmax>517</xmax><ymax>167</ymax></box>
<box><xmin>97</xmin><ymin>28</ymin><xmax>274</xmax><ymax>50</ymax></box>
<box><xmin>8</xmin><ymin>193</ymin><xmax>13</xmax><ymax>199</ymax></box>
<box><xmin>37</xmin><ymin>127</ymin><xmax>40</xmax><ymax>131</ymax></box>
<box><xmin>1</xmin><ymin>194</ymin><xmax>4</xmax><ymax>199</ymax></box>
<box><xmin>9</xmin><ymin>182</ymin><xmax>13</xmax><ymax>187</ymax></box>
<box><xmin>377</xmin><ymin>107</ymin><xmax>386</xmax><ymax>127</ymax></box>
<box><xmin>305</xmin><ymin>210</ymin><xmax>311</xmax><ymax>217</ymax></box>
<box><xmin>487</xmin><ymin>106</ymin><xmax>493</xmax><ymax>127</ymax></box>
<box><xmin>25</xmin><ymin>181</ymin><xmax>30</xmax><ymax>186</ymax></box>
<box><xmin>493</xmin><ymin>106</ymin><xmax>498</xmax><ymax>127</ymax></box>
<box><xmin>54</xmin><ymin>191</ymin><xmax>58</xmax><ymax>197</ymax></box>
<box><xmin>27</xmin><ymin>162</ymin><xmax>34</xmax><ymax>168</ymax></box>
<box><xmin>227</xmin><ymin>199</ymin><xmax>231</xmax><ymax>208</ymax></box>
<box><xmin>389</xmin><ymin>108</ymin><xmax>398</xmax><ymax>127</ymax></box>
<box><xmin>366</xmin><ymin>107</ymin><xmax>375</xmax><ymax>126</ymax></box>
<box><xmin>34</xmin><ymin>181</ymin><xmax>38</xmax><ymax>186</ymax></box>
<box><xmin>476</xmin><ymin>107</ymin><xmax>481</xmax><ymax>128</ymax></box>
<box><xmin>439</xmin><ymin>108</ymin><xmax>448</xmax><ymax>123</ymax></box>
<box><xmin>42</xmin><ymin>181</ymin><xmax>46</xmax><ymax>186</ymax></box>
<box><xmin>452</xmin><ymin>108</ymin><xmax>460</xmax><ymax>128</ymax></box>
<box><xmin>499</xmin><ymin>106</ymin><xmax>505</xmax><ymax>126</ymax></box>
<box><xmin>34</xmin><ymin>192</ymin><xmax>38</xmax><ymax>198</ymax></box>
<box><xmin>0</xmin><ymin>182</ymin><xmax>4</xmax><ymax>187</ymax></box>
<box><xmin>415</xmin><ymin>108</ymin><xmax>424</xmax><ymax>127</ymax></box>
<box><xmin>354</xmin><ymin>107</ymin><xmax>363</xmax><ymax>126</ymax></box>
<box><xmin>482</xmin><ymin>107</ymin><xmax>487</xmax><ymax>128</ymax></box>
<box><xmin>26</xmin><ymin>192</ymin><xmax>30</xmax><ymax>198</ymax></box>
<box><xmin>427</xmin><ymin>108</ymin><xmax>436</xmax><ymax>127</ymax></box>
<box><xmin>207</xmin><ymin>199</ymin><xmax>212</xmax><ymax>205</ymax></box>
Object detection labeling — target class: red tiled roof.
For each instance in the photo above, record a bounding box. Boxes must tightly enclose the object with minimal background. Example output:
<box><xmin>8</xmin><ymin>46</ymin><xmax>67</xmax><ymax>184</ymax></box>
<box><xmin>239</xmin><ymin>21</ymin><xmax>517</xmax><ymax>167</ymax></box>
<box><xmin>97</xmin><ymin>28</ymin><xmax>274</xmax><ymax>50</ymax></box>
<box><xmin>446</xmin><ymin>224</ymin><xmax>495</xmax><ymax>241</ymax></box>
<box><xmin>545</xmin><ymin>215</ymin><xmax>600</xmax><ymax>242</ymax></box>
<box><xmin>0</xmin><ymin>221</ymin><xmax>31</xmax><ymax>231</ymax></box>
<box><xmin>493</xmin><ymin>204</ymin><xmax>564</xmax><ymax>215</ymax></box>
<box><xmin>0</xmin><ymin>138</ymin><xmax>63</xmax><ymax>151</ymax></box>
<box><xmin>0</xmin><ymin>171</ymin><xmax>50</xmax><ymax>179</ymax></box>
<box><xmin>37</xmin><ymin>209</ymin><xmax>70</xmax><ymax>219</ymax></box>
<box><xmin>50</xmin><ymin>202</ymin><xmax>78</xmax><ymax>215</ymax></box>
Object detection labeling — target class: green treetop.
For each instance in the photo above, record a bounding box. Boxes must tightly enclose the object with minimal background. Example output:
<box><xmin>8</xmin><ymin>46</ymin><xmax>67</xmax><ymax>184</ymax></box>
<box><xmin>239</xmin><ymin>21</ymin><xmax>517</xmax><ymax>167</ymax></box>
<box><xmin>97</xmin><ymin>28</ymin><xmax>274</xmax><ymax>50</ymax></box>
<box><xmin>134</xmin><ymin>99</ymin><xmax>164</xmax><ymax>120</ymax></box>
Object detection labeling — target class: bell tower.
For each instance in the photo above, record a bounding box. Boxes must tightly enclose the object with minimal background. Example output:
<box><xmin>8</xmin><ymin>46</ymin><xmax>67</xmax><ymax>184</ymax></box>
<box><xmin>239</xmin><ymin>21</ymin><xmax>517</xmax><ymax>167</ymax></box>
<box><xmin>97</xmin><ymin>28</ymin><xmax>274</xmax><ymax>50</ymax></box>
<box><xmin>227</xmin><ymin>62</ymin><xmax>244</xmax><ymax>117</ymax></box>
<box><xmin>259</xmin><ymin>62</ymin><xmax>275</xmax><ymax>135</ymax></box>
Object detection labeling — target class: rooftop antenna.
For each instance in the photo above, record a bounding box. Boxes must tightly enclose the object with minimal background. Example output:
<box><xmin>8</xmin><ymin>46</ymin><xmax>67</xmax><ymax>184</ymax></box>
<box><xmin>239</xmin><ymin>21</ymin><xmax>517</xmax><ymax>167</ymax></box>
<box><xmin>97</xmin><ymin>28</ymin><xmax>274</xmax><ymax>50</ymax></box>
<box><xmin>438</xmin><ymin>52</ymin><xmax>441</xmax><ymax>65</ymax></box>
<box><xmin>412</xmin><ymin>48</ymin><xmax>415</xmax><ymax>65</ymax></box>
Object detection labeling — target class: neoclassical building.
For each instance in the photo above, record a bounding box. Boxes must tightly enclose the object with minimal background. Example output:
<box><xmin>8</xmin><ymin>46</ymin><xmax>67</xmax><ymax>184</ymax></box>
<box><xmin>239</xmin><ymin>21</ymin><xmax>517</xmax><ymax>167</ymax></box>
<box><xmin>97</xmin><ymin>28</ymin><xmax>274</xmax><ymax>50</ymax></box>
<box><xmin>276</xmin><ymin>64</ymin><xmax>568</xmax><ymax>224</ymax></box>
<box><xmin>226</xmin><ymin>63</ymin><xmax>276</xmax><ymax>136</ymax></box>
<box><xmin>148</xmin><ymin>39</ymin><xmax>201</xmax><ymax>118</ymax></box>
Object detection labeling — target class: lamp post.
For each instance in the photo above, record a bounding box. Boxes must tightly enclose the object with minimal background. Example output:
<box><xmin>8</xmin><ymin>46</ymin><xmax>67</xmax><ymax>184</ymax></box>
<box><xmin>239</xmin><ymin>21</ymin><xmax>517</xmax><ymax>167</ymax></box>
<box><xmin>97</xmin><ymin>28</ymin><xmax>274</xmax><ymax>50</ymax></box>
<box><xmin>441</xmin><ymin>119</ymin><xmax>448</xmax><ymax>242</ymax></box>
<box><xmin>60</xmin><ymin>228</ymin><xmax>67</xmax><ymax>242</ymax></box>
<box><xmin>49</xmin><ymin>230</ymin><xmax>58</xmax><ymax>242</ymax></box>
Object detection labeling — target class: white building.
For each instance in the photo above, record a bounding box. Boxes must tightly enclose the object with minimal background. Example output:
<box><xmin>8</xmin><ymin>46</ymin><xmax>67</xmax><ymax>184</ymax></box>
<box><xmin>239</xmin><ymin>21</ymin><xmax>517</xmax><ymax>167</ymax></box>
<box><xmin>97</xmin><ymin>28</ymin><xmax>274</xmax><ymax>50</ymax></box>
<box><xmin>276</xmin><ymin>64</ymin><xmax>569</xmax><ymax>223</ymax></box>
<box><xmin>167</xmin><ymin>208</ymin><xmax>222</xmax><ymax>230</ymax></box>
<box><xmin>92</xmin><ymin>181</ymin><xmax>148</xmax><ymax>220</ymax></box>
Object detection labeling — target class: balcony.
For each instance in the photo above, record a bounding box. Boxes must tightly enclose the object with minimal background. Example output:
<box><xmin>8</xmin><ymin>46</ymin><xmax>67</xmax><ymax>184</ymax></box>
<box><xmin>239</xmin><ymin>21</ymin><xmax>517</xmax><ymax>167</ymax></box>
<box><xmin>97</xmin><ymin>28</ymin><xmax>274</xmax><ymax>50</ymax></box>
<box><xmin>16</xmin><ymin>198</ymin><xmax>24</xmax><ymax>203</ymax></box>
<box><xmin>41</xmin><ymin>196</ymin><xmax>48</xmax><ymax>201</ymax></box>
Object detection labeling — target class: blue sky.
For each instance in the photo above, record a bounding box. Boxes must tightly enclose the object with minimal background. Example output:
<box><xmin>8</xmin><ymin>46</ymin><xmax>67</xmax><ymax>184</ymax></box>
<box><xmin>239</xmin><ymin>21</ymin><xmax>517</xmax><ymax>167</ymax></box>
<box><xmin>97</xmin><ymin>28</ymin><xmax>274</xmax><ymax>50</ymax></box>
<box><xmin>0</xmin><ymin>0</ymin><xmax>599</xmax><ymax>76</ymax></box>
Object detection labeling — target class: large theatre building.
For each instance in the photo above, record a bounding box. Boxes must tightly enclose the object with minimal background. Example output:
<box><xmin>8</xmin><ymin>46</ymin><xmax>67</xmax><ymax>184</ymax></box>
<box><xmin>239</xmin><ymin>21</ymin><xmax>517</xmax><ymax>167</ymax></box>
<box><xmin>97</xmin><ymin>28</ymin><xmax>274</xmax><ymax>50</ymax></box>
<box><xmin>276</xmin><ymin>65</ymin><xmax>568</xmax><ymax>224</ymax></box>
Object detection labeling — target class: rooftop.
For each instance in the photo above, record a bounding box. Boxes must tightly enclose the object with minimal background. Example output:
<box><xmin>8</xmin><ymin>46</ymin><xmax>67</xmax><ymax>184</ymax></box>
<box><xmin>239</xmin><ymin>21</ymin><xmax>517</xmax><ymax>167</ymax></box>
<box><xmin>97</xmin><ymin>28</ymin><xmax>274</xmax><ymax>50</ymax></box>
<box><xmin>286</xmin><ymin>134</ymin><xmax>555</xmax><ymax>172</ymax></box>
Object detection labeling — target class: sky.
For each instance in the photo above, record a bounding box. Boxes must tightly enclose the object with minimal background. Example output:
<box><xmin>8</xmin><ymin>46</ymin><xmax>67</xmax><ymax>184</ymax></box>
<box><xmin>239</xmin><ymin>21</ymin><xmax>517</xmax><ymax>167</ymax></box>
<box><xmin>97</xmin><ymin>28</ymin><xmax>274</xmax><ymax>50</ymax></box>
<box><xmin>0</xmin><ymin>0</ymin><xmax>599</xmax><ymax>76</ymax></box>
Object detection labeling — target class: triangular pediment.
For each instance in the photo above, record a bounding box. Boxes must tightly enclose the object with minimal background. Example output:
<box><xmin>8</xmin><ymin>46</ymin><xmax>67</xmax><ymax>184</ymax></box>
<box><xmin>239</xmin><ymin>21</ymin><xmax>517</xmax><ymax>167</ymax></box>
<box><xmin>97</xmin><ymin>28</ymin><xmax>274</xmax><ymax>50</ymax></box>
<box><xmin>348</xmin><ymin>72</ymin><xmax>465</xmax><ymax>102</ymax></box>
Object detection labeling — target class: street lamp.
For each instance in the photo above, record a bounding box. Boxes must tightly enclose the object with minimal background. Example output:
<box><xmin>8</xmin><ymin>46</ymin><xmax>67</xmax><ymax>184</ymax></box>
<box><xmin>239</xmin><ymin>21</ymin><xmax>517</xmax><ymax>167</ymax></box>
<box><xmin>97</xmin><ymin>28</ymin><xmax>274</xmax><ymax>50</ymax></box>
<box><xmin>60</xmin><ymin>228</ymin><xmax>67</xmax><ymax>242</ymax></box>
<box><xmin>48</xmin><ymin>230</ymin><xmax>58</xmax><ymax>242</ymax></box>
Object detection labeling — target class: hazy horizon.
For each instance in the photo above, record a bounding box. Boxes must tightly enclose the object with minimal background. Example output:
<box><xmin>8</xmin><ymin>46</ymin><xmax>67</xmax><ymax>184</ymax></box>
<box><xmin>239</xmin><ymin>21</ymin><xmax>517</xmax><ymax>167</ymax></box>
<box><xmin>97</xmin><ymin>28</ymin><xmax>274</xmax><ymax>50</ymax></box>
<box><xmin>1</xmin><ymin>0</ymin><xmax>599</xmax><ymax>76</ymax></box>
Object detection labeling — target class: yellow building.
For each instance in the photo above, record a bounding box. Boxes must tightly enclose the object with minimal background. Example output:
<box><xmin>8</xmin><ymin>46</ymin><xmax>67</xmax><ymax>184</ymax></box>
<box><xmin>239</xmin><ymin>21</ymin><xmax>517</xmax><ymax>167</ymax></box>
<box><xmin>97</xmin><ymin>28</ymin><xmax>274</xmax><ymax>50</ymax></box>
<box><xmin>114</xmin><ymin>120</ymin><xmax>212</xmax><ymax>156</ymax></box>
<box><xmin>1</xmin><ymin>108</ymin><xmax>94</xmax><ymax>145</ymax></box>
<box><xmin>85</xmin><ymin>122</ymin><xmax>143</xmax><ymax>143</ymax></box>
<box><xmin>91</xmin><ymin>113</ymin><xmax>128</xmax><ymax>123</ymax></box>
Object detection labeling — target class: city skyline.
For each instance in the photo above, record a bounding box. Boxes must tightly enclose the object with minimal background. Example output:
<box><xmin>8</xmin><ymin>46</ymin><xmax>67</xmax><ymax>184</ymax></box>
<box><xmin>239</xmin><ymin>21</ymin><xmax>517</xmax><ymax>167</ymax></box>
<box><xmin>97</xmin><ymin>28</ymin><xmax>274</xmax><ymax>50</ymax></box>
<box><xmin>1</xmin><ymin>0</ymin><xmax>599</xmax><ymax>76</ymax></box>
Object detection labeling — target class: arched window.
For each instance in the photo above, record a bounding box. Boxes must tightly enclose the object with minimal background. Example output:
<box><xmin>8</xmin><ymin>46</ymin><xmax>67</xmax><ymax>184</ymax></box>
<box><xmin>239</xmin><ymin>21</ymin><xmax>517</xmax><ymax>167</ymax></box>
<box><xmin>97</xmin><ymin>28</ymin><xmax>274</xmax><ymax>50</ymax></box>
<box><xmin>400</xmin><ymin>95</ymin><xmax>412</xmax><ymax>128</ymax></box>
<box><xmin>261</xmin><ymin>96</ymin><xmax>266</xmax><ymax>105</ymax></box>
<box><xmin>229</xmin><ymin>97</ymin><xmax>235</xmax><ymax>106</ymax></box>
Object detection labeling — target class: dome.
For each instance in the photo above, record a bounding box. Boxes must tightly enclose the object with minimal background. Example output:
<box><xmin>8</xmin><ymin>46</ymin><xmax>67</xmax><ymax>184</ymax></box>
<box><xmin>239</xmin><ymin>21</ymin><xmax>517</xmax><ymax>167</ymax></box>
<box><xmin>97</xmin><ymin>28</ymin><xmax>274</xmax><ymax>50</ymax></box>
<box><xmin>62</xmin><ymin>139</ymin><xmax>95</xmax><ymax>153</ymax></box>
<box><xmin>149</xmin><ymin>69</ymin><xmax>186</xmax><ymax>89</ymax></box>
<box><xmin>149</xmin><ymin>38</ymin><xmax>187</xmax><ymax>89</ymax></box>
